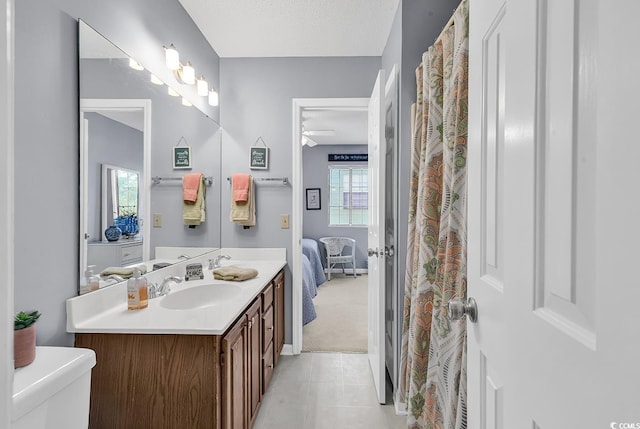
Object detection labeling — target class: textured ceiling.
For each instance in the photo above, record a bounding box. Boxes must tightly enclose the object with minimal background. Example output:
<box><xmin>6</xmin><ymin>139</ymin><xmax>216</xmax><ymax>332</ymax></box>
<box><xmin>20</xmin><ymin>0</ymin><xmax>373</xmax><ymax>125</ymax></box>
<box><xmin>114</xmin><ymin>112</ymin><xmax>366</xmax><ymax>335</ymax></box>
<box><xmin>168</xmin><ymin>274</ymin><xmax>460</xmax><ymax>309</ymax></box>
<box><xmin>178</xmin><ymin>0</ymin><xmax>400</xmax><ymax>57</ymax></box>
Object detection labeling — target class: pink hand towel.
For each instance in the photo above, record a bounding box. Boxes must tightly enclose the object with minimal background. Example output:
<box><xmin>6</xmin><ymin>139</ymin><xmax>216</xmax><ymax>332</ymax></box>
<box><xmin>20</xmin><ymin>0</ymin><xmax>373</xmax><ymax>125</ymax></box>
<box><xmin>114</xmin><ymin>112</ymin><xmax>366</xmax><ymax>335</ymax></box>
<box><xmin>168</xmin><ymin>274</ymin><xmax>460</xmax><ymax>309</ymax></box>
<box><xmin>232</xmin><ymin>173</ymin><xmax>251</xmax><ymax>202</ymax></box>
<box><xmin>183</xmin><ymin>173</ymin><xmax>203</xmax><ymax>202</ymax></box>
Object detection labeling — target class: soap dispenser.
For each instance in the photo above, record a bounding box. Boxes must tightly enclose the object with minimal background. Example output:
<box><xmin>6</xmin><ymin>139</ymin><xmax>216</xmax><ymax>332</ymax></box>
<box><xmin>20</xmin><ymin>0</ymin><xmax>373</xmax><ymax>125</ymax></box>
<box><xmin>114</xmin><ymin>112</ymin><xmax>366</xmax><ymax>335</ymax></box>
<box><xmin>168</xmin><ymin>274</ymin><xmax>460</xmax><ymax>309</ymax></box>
<box><xmin>127</xmin><ymin>267</ymin><xmax>148</xmax><ymax>310</ymax></box>
<box><xmin>80</xmin><ymin>265</ymin><xmax>100</xmax><ymax>295</ymax></box>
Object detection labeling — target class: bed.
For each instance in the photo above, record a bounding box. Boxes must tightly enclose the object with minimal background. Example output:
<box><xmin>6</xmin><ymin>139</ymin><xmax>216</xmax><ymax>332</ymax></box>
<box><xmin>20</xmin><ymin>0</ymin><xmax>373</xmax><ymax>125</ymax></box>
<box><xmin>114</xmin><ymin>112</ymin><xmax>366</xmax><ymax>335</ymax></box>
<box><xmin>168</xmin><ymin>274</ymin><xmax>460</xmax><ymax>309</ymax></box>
<box><xmin>302</xmin><ymin>254</ymin><xmax>317</xmax><ymax>325</ymax></box>
<box><xmin>301</xmin><ymin>238</ymin><xmax>327</xmax><ymax>325</ymax></box>
<box><xmin>302</xmin><ymin>238</ymin><xmax>326</xmax><ymax>286</ymax></box>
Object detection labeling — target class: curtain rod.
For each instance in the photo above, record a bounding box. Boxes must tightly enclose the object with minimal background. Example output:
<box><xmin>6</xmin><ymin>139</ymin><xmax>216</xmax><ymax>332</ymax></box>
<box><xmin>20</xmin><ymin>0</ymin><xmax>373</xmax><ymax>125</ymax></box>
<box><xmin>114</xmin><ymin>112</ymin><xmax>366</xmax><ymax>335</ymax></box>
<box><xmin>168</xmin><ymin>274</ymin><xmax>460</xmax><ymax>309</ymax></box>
<box><xmin>438</xmin><ymin>0</ymin><xmax>465</xmax><ymax>40</ymax></box>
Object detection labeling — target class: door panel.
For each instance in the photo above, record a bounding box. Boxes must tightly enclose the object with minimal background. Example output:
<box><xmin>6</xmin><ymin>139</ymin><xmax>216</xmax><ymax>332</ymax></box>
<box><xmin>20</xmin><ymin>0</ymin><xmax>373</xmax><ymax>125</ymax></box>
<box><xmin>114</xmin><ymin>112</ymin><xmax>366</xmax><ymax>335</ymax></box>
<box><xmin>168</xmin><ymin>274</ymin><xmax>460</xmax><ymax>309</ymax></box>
<box><xmin>468</xmin><ymin>0</ymin><xmax>506</xmax><ymax>426</ymax></box>
<box><xmin>367</xmin><ymin>69</ymin><xmax>386</xmax><ymax>404</ymax></box>
<box><xmin>470</xmin><ymin>0</ymin><xmax>640</xmax><ymax>427</ymax></box>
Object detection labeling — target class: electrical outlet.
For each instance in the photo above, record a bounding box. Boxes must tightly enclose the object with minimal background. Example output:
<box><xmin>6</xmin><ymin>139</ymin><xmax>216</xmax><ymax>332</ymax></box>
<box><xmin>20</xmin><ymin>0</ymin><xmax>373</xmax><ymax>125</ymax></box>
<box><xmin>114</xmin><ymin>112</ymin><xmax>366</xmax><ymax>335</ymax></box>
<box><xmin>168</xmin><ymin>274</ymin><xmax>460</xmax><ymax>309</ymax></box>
<box><xmin>280</xmin><ymin>214</ymin><xmax>289</xmax><ymax>229</ymax></box>
<box><xmin>153</xmin><ymin>213</ymin><xmax>162</xmax><ymax>228</ymax></box>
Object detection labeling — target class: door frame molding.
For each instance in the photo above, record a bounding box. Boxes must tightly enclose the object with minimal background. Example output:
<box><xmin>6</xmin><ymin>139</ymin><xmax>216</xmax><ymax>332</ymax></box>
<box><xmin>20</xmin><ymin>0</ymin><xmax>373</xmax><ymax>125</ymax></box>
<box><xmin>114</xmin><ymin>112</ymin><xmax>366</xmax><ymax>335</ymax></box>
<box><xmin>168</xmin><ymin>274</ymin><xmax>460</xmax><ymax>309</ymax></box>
<box><xmin>290</xmin><ymin>97</ymin><xmax>369</xmax><ymax>354</ymax></box>
<box><xmin>1</xmin><ymin>0</ymin><xmax>14</xmax><ymax>424</ymax></box>
<box><xmin>79</xmin><ymin>99</ymin><xmax>152</xmax><ymax>273</ymax></box>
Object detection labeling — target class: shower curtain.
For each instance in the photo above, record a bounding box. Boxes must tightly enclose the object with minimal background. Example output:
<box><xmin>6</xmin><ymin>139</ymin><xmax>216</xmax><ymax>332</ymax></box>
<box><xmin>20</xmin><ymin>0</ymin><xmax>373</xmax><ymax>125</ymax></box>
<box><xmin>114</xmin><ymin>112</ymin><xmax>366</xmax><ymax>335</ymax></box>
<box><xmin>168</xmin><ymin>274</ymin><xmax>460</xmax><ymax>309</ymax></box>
<box><xmin>399</xmin><ymin>1</ymin><xmax>469</xmax><ymax>428</ymax></box>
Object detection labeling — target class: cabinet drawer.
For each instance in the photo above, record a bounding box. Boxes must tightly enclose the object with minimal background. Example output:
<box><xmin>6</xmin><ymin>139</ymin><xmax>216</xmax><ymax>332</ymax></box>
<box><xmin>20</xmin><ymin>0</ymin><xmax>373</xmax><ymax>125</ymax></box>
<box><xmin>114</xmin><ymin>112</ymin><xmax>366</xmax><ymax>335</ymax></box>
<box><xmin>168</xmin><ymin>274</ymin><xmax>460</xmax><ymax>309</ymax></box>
<box><xmin>262</xmin><ymin>305</ymin><xmax>273</xmax><ymax>353</ymax></box>
<box><xmin>121</xmin><ymin>243</ymin><xmax>143</xmax><ymax>264</ymax></box>
<box><xmin>262</xmin><ymin>342</ymin><xmax>274</xmax><ymax>393</ymax></box>
<box><xmin>261</xmin><ymin>282</ymin><xmax>273</xmax><ymax>310</ymax></box>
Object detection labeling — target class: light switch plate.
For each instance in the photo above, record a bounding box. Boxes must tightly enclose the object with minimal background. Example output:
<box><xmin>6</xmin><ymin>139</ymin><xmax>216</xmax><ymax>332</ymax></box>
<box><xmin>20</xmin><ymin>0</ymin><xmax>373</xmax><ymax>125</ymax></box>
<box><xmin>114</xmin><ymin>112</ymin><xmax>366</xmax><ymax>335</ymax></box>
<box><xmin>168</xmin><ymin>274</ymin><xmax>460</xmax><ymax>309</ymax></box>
<box><xmin>153</xmin><ymin>213</ymin><xmax>162</xmax><ymax>228</ymax></box>
<box><xmin>280</xmin><ymin>214</ymin><xmax>289</xmax><ymax>229</ymax></box>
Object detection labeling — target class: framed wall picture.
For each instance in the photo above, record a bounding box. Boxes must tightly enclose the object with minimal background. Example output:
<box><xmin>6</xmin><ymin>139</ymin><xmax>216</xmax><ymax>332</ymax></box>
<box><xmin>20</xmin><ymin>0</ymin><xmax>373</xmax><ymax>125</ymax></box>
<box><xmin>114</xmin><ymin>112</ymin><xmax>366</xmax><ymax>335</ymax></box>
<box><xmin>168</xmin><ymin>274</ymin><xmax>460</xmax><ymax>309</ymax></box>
<box><xmin>172</xmin><ymin>146</ymin><xmax>192</xmax><ymax>169</ymax></box>
<box><xmin>250</xmin><ymin>146</ymin><xmax>269</xmax><ymax>170</ymax></box>
<box><xmin>306</xmin><ymin>188</ymin><xmax>321</xmax><ymax>210</ymax></box>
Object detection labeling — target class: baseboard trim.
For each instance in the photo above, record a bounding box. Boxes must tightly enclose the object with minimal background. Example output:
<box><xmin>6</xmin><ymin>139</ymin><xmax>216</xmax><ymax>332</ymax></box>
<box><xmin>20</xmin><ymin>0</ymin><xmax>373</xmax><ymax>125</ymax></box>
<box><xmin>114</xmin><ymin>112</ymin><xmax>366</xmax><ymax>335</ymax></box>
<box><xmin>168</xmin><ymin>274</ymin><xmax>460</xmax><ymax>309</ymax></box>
<box><xmin>281</xmin><ymin>344</ymin><xmax>294</xmax><ymax>355</ymax></box>
<box><xmin>394</xmin><ymin>391</ymin><xmax>408</xmax><ymax>415</ymax></box>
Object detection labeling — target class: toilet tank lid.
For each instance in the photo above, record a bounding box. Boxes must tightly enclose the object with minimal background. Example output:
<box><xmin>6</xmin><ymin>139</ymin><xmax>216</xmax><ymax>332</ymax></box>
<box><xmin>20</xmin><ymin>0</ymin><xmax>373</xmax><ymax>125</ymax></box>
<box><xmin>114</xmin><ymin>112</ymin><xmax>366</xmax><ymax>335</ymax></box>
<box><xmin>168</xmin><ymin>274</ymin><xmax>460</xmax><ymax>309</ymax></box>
<box><xmin>12</xmin><ymin>346</ymin><xmax>96</xmax><ymax>422</ymax></box>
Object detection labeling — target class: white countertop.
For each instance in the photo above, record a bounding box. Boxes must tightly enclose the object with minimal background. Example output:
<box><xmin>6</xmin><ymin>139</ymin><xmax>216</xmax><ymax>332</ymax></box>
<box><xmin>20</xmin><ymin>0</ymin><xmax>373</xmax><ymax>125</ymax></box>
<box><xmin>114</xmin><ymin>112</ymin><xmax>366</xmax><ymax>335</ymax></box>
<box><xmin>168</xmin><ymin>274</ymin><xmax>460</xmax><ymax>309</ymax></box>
<box><xmin>67</xmin><ymin>248</ymin><xmax>286</xmax><ymax>336</ymax></box>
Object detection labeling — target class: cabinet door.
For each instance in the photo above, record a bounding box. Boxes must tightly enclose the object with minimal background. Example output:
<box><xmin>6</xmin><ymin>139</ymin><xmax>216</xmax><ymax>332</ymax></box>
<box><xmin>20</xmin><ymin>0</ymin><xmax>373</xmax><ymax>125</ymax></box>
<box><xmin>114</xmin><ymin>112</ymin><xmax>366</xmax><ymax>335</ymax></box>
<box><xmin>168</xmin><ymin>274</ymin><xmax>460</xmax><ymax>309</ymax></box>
<box><xmin>273</xmin><ymin>270</ymin><xmax>285</xmax><ymax>367</ymax></box>
<box><xmin>247</xmin><ymin>299</ymin><xmax>262</xmax><ymax>427</ymax></box>
<box><xmin>222</xmin><ymin>316</ymin><xmax>248</xmax><ymax>429</ymax></box>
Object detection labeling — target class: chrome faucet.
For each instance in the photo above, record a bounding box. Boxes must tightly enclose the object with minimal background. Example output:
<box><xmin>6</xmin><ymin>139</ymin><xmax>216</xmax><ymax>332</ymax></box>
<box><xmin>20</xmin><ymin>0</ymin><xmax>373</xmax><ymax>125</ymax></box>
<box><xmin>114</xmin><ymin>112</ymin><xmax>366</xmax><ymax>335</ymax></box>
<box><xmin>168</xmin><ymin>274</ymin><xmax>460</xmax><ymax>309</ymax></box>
<box><xmin>208</xmin><ymin>255</ymin><xmax>231</xmax><ymax>270</ymax></box>
<box><xmin>149</xmin><ymin>276</ymin><xmax>183</xmax><ymax>299</ymax></box>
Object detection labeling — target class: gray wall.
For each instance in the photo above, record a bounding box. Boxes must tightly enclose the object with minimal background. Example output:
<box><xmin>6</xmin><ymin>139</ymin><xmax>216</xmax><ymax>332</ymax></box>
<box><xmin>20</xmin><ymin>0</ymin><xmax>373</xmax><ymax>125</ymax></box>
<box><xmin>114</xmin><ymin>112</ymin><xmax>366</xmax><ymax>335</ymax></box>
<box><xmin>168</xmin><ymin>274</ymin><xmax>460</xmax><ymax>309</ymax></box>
<box><xmin>302</xmin><ymin>144</ymin><xmax>368</xmax><ymax>269</ymax></box>
<box><xmin>14</xmin><ymin>0</ymin><xmax>221</xmax><ymax>346</ymax></box>
<box><xmin>220</xmin><ymin>56</ymin><xmax>381</xmax><ymax>343</ymax></box>
<box><xmin>86</xmin><ymin>112</ymin><xmax>143</xmax><ymax>241</ymax></box>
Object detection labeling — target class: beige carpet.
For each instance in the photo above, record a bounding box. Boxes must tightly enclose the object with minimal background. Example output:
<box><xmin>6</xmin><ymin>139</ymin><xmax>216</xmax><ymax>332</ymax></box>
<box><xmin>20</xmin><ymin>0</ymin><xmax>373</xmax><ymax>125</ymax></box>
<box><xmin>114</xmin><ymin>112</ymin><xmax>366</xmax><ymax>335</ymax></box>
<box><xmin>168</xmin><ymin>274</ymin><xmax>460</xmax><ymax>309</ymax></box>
<box><xmin>302</xmin><ymin>273</ymin><xmax>368</xmax><ymax>353</ymax></box>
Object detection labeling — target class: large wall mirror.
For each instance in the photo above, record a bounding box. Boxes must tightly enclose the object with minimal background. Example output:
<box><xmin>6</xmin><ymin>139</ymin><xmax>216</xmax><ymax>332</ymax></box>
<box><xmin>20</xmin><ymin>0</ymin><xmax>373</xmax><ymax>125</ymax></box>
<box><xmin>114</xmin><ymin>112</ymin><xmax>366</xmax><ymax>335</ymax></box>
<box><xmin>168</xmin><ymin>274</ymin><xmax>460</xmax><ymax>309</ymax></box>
<box><xmin>79</xmin><ymin>20</ymin><xmax>222</xmax><ymax>286</ymax></box>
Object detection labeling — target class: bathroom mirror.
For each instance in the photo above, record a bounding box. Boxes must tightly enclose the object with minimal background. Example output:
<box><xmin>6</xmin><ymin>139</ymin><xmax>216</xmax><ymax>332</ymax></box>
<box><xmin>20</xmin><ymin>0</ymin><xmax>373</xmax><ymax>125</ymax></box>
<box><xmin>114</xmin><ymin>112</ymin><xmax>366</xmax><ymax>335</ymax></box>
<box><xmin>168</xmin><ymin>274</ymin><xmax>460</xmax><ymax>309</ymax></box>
<box><xmin>79</xmin><ymin>20</ymin><xmax>222</xmax><ymax>287</ymax></box>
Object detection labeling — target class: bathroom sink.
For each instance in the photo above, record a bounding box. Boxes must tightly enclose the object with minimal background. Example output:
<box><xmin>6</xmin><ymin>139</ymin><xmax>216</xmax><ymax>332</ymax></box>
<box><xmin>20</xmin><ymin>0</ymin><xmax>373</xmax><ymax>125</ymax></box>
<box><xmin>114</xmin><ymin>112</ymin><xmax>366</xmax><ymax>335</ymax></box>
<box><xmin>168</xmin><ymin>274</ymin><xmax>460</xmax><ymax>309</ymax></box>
<box><xmin>159</xmin><ymin>284</ymin><xmax>242</xmax><ymax>310</ymax></box>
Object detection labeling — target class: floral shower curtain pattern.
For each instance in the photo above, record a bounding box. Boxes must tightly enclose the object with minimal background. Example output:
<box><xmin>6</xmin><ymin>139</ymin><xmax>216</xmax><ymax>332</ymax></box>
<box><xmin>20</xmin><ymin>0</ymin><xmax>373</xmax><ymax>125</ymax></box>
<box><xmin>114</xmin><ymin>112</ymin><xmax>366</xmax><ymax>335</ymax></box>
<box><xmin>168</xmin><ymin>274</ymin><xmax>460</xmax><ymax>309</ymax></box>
<box><xmin>399</xmin><ymin>1</ymin><xmax>469</xmax><ymax>428</ymax></box>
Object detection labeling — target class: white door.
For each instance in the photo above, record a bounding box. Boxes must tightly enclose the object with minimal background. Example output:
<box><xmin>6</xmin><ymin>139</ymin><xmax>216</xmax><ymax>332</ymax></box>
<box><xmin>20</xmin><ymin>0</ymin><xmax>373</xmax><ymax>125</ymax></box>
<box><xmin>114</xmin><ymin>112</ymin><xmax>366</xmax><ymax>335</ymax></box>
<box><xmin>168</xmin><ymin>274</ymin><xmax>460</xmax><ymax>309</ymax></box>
<box><xmin>467</xmin><ymin>0</ymin><xmax>640</xmax><ymax>427</ymax></box>
<box><xmin>367</xmin><ymin>69</ymin><xmax>386</xmax><ymax>404</ymax></box>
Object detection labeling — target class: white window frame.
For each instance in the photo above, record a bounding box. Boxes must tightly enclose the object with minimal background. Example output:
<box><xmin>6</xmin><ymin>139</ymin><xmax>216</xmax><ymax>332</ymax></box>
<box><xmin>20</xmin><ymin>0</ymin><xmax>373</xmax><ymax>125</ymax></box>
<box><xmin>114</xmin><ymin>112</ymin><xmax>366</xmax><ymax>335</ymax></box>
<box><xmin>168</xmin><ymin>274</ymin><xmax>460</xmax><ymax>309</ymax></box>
<box><xmin>327</xmin><ymin>165</ymin><xmax>368</xmax><ymax>227</ymax></box>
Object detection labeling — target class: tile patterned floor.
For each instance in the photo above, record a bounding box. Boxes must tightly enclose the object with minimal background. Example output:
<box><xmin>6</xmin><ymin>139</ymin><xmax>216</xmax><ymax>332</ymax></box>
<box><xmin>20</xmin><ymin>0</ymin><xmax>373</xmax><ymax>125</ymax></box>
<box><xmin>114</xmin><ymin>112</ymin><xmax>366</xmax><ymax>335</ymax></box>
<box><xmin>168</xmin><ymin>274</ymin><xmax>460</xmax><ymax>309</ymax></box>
<box><xmin>254</xmin><ymin>352</ymin><xmax>407</xmax><ymax>429</ymax></box>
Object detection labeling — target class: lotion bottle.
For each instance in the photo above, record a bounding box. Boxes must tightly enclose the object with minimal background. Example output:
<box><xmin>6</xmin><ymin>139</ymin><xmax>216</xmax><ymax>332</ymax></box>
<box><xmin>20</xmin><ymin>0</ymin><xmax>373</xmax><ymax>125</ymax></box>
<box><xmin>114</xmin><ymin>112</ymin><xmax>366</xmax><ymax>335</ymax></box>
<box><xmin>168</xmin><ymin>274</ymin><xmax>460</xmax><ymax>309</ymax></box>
<box><xmin>80</xmin><ymin>265</ymin><xmax>100</xmax><ymax>295</ymax></box>
<box><xmin>127</xmin><ymin>267</ymin><xmax>148</xmax><ymax>310</ymax></box>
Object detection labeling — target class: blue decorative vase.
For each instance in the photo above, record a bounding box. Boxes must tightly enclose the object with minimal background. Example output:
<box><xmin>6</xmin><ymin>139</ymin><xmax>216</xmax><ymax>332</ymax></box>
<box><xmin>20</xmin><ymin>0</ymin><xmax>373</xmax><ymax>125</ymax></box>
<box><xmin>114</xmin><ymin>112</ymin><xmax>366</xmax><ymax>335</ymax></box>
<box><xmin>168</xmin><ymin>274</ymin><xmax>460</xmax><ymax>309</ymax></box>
<box><xmin>104</xmin><ymin>224</ymin><xmax>122</xmax><ymax>242</ymax></box>
<box><xmin>115</xmin><ymin>215</ymin><xmax>139</xmax><ymax>237</ymax></box>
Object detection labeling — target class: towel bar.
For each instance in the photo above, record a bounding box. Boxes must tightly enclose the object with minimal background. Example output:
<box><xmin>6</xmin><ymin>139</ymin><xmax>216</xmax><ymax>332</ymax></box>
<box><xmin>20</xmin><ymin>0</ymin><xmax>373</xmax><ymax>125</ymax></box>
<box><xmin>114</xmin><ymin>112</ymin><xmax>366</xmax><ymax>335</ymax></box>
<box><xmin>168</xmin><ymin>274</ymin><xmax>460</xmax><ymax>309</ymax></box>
<box><xmin>226</xmin><ymin>177</ymin><xmax>289</xmax><ymax>185</ymax></box>
<box><xmin>151</xmin><ymin>176</ymin><xmax>214</xmax><ymax>186</ymax></box>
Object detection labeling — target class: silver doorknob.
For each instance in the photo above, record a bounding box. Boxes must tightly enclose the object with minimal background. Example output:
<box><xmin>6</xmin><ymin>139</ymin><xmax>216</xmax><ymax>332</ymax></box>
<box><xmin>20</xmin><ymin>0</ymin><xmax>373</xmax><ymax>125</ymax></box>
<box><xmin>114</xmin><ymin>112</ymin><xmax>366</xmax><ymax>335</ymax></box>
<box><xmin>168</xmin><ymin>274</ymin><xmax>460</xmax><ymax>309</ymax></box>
<box><xmin>447</xmin><ymin>298</ymin><xmax>478</xmax><ymax>323</ymax></box>
<box><xmin>367</xmin><ymin>248</ymin><xmax>379</xmax><ymax>257</ymax></box>
<box><xmin>383</xmin><ymin>246</ymin><xmax>394</xmax><ymax>257</ymax></box>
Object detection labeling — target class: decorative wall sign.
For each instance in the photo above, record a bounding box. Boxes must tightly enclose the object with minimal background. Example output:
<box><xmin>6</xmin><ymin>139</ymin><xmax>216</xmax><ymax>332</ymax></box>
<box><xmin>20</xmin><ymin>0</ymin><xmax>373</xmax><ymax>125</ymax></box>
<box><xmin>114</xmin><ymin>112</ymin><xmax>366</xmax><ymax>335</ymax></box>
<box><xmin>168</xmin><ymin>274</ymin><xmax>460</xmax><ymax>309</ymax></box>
<box><xmin>172</xmin><ymin>146</ymin><xmax>192</xmax><ymax>169</ymax></box>
<box><xmin>306</xmin><ymin>188</ymin><xmax>321</xmax><ymax>210</ymax></box>
<box><xmin>250</xmin><ymin>136</ymin><xmax>270</xmax><ymax>170</ymax></box>
<box><xmin>328</xmin><ymin>154</ymin><xmax>368</xmax><ymax>162</ymax></box>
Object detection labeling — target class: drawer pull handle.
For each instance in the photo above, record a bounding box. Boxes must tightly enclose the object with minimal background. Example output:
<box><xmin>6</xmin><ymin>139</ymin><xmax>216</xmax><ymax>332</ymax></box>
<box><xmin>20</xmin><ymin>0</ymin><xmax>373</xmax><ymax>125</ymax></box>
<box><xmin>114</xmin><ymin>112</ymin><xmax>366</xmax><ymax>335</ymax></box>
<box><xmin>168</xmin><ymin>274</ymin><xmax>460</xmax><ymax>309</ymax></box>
<box><xmin>267</xmin><ymin>327</ymin><xmax>274</xmax><ymax>331</ymax></box>
<box><xmin>268</xmin><ymin>364</ymin><xmax>274</xmax><ymax>369</ymax></box>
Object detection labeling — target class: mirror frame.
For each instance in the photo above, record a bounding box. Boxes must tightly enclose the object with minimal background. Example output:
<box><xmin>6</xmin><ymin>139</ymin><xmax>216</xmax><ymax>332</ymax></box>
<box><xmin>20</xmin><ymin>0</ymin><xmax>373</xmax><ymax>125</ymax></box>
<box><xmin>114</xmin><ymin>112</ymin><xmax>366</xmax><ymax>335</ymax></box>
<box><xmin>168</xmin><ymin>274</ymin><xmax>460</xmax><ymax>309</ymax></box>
<box><xmin>79</xmin><ymin>98</ymin><xmax>152</xmax><ymax>274</ymax></box>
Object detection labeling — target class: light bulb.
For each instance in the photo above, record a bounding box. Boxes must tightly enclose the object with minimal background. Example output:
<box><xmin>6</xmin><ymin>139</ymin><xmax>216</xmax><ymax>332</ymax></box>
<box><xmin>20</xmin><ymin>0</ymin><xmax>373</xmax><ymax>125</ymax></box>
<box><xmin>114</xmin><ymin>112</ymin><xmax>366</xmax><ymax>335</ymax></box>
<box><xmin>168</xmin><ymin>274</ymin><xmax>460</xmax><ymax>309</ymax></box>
<box><xmin>164</xmin><ymin>44</ymin><xmax>179</xmax><ymax>70</ymax></box>
<box><xmin>182</xmin><ymin>97</ymin><xmax>192</xmax><ymax>107</ymax></box>
<box><xmin>208</xmin><ymin>88</ymin><xmax>219</xmax><ymax>106</ymax></box>
<box><xmin>128</xmin><ymin>58</ymin><xmax>144</xmax><ymax>71</ymax></box>
<box><xmin>168</xmin><ymin>87</ymin><xmax>179</xmax><ymax>97</ymax></box>
<box><xmin>196</xmin><ymin>76</ymin><xmax>208</xmax><ymax>96</ymax></box>
<box><xmin>182</xmin><ymin>62</ymin><xmax>195</xmax><ymax>85</ymax></box>
<box><xmin>150</xmin><ymin>74</ymin><xmax>163</xmax><ymax>85</ymax></box>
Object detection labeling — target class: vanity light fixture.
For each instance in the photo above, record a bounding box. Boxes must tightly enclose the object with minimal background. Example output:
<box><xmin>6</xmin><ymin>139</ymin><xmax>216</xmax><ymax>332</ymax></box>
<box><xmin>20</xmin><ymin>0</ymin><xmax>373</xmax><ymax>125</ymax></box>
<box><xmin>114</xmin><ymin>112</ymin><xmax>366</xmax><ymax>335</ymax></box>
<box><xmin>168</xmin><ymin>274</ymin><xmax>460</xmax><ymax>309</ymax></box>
<box><xmin>168</xmin><ymin>87</ymin><xmax>179</xmax><ymax>97</ymax></box>
<box><xmin>208</xmin><ymin>88</ymin><xmax>219</xmax><ymax>106</ymax></box>
<box><xmin>150</xmin><ymin>74</ymin><xmax>163</xmax><ymax>85</ymax></box>
<box><xmin>181</xmin><ymin>97</ymin><xmax>193</xmax><ymax>107</ymax></box>
<box><xmin>181</xmin><ymin>62</ymin><xmax>195</xmax><ymax>85</ymax></box>
<box><xmin>128</xmin><ymin>58</ymin><xmax>144</xmax><ymax>71</ymax></box>
<box><xmin>196</xmin><ymin>76</ymin><xmax>208</xmax><ymax>96</ymax></box>
<box><xmin>164</xmin><ymin>44</ymin><xmax>180</xmax><ymax>70</ymax></box>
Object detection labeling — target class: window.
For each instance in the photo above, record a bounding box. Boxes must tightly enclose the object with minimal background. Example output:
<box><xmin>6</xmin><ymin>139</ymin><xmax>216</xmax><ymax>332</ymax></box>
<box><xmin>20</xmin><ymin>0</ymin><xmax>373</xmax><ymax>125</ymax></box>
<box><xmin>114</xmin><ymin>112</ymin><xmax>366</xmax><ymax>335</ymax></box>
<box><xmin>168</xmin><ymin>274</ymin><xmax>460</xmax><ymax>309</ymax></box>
<box><xmin>328</xmin><ymin>166</ymin><xmax>368</xmax><ymax>226</ymax></box>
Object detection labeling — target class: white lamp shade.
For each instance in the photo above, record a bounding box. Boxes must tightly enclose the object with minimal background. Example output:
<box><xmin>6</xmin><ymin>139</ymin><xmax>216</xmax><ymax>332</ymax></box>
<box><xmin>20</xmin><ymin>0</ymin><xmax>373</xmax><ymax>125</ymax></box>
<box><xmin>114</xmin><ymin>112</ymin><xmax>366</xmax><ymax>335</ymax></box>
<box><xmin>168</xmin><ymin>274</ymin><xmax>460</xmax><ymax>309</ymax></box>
<box><xmin>128</xmin><ymin>58</ymin><xmax>144</xmax><ymax>71</ymax></box>
<box><xmin>164</xmin><ymin>44</ymin><xmax>179</xmax><ymax>70</ymax></box>
<box><xmin>208</xmin><ymin>89</ymin><xmax>219</xmax><ymax>106</ymax></box>
<box><xmin>181</xmin><ymin>97</ymin><xmax>192</xmax><ymax>107</ymax></box>
<box><xmin>182</xmin><ymin>62</ymin><xmax>195</xmax><ymax>85</ymax></box>
<box><xmin>197</xmin><ymin>77</ymin><xmax>208</xmax><ymax>96</ymax></box>
<box><xmin>168</xmin><ymin>87</ymin><xmax>179</xmax><ymax>97</ymax></box>
<box><xmin>150</xmin><ymin>74</ymin><xmax>163</xmax><ymax>85</ymax></box>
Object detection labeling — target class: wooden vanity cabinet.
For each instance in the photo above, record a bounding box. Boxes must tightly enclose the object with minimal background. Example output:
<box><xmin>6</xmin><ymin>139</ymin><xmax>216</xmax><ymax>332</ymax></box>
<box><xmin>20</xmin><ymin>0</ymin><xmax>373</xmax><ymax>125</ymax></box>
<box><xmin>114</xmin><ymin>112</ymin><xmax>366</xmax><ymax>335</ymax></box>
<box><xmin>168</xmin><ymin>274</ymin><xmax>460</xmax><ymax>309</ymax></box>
<box><xmin>77</xmin><ymin>268</ymin><xmax>286</xmax><ymax>429</ymax></box>
<box><xmin>273</xmin><ymin>270</ymin><xmax>285</xmax><ymax>367</ymax></box>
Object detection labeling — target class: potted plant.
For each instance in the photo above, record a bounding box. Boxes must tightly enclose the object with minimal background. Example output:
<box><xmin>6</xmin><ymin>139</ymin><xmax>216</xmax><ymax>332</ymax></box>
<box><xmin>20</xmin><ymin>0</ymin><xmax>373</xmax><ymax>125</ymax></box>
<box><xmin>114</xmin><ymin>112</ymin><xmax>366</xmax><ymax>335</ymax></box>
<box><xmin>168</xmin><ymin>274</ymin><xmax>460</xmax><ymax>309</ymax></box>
<box><xmin>14</xmin><ymin>310</ymin><xmax>40</xmax><ymax>368</ymax></box>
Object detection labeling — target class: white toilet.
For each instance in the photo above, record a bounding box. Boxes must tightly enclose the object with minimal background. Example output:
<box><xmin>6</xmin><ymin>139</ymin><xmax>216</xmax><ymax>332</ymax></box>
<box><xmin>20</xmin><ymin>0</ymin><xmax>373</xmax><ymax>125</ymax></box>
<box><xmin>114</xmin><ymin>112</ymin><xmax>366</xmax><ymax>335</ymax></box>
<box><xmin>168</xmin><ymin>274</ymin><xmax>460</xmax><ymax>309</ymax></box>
<box><xmin>12</xmin><ymin>346</ymin><xmax>96</xmax><ymax>429</ymax></box>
